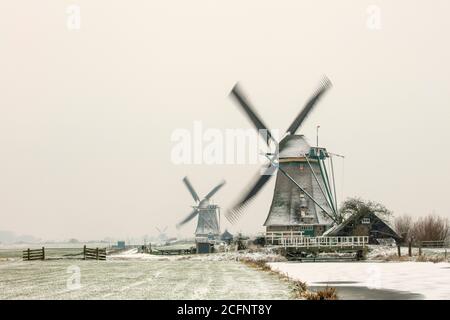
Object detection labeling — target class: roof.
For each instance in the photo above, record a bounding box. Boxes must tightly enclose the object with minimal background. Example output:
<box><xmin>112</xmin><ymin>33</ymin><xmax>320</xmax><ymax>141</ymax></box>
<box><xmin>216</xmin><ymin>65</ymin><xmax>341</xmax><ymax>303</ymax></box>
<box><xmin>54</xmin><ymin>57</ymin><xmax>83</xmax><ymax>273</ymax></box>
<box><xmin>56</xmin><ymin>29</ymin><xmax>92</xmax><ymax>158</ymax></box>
<box><xmin>278</xmin><ymin>135</ymin><xmax>311</xmax><ymax>159</ymax></box>
<box><xmin>220</xmin><ymin>230</ymin><xmax>233</xmax><ymax>240</ymax></box>
<box><xmin>323</xmin><ymin>211</ymin><xmax>400</xmax><ymax>239</ymax></box>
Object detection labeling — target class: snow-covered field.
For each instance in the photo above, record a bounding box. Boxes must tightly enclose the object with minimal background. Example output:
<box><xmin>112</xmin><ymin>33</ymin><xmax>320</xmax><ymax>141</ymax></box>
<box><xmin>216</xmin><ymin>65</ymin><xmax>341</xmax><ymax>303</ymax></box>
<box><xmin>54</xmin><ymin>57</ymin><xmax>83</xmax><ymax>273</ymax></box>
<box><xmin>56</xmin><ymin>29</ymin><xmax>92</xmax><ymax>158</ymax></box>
<box><xmin>0</xmin><ymin>253</ymin><xmax>291</xmax><ymax>299</ymax></box>
<box><xmin>2</xmin><ymin>246</ymin><xmax>449</xmax><ymax>300</ymax></box>
<box><xmin>269</xmin><ymin>261</ymin><xmax>450</xmax><ymax>300</ymax></box>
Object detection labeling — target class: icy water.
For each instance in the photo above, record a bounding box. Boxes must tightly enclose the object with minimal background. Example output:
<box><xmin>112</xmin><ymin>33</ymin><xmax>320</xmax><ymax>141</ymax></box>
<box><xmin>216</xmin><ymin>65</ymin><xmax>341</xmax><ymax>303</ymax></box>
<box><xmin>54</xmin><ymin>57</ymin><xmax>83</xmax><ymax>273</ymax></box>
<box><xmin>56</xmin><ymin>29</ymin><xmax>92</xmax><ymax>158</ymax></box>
<box><xmin>0</xmin><ymin>259</ymin><xmax>292</xmax><ymax>299</ymax></box>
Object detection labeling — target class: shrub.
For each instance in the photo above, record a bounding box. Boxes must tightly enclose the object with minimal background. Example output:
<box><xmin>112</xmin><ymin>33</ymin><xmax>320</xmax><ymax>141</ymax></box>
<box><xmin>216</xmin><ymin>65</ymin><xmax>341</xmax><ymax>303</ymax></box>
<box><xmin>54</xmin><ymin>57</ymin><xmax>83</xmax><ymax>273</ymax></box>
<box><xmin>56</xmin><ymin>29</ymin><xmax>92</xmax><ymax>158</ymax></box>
<box><xmin>241</xmin><ymin>258</ymin><xmax>271</xmax><ymax>271</ymax></box>
<box><xmin>303</xmin><ymin>287</ymin><xmax>338</xmax><ymax>300</ymax></box>
<box><xmin>416</xmin><ymin>255</ymin><xmax>446</xmax><ymax>263</ymax></box>
<box><xmin>394</xmin><ymin>214</ymin><xmax>414</xmax><ymax>243</ymax></box>
<box><xmin>412</xmin><ymin>215</ymin><xmax>449</xmax><ymax>242</ymax></box>
<box><xmin>380</xmin><ymin>254</ymin><xmax>411</xmax><ymax>262</ymax></box>
<box><xmin>291</xmin><ymin>280</ymin><xmax>337</xmax><ymax>300</ymax></box>
<box><xmin>291</xmin><ymin>280</ymin><xmax>309</xmax><ymax>297</ymax></box>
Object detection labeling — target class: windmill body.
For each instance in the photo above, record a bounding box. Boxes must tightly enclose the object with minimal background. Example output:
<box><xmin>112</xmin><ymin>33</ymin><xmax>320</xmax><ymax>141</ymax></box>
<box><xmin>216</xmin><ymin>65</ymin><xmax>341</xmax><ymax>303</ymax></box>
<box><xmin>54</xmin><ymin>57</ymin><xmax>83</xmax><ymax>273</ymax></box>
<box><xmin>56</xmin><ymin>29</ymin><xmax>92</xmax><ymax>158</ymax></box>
<box><xmin>265</xmin><ymin>135</ymin><xmax>334</xmax><ymax>236</ymax></box>
<box><xmin>194</xmin><ymin>204</ymin><xmax>220</xmax><ymax>238</ymax></box>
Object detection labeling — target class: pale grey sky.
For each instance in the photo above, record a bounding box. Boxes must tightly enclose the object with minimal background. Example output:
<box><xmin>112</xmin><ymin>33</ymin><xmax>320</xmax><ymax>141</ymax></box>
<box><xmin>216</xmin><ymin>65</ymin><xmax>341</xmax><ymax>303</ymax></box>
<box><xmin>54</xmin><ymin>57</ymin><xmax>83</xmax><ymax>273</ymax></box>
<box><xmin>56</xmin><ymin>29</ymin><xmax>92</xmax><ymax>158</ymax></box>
<box><xmin>0</xmin><ymin>1</ymin><xmax>449</xmax><ymax>240</ymax></box>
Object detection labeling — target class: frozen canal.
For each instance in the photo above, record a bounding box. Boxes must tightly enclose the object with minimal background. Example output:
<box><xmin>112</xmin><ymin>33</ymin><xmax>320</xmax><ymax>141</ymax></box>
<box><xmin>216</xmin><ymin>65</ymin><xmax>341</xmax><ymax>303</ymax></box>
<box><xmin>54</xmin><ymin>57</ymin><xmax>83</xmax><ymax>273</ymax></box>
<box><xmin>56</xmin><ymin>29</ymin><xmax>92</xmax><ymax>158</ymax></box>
<box><xmin>0</xmin><ymin>259</ymin><xmax>292</xmax><ymax>299</ymax></box>
<box><xmin>269</xmin><ymin>261</ymin><xmax>450</xmax><ymax>300</ymax></box>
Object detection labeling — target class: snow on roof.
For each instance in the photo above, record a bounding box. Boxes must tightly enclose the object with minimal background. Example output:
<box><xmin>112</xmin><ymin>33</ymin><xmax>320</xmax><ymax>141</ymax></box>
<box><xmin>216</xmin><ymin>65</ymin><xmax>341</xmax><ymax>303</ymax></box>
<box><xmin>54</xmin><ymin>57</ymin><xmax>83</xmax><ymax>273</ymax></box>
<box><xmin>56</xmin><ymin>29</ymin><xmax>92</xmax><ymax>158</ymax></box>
<box><xmin>324</xmin><ymin>211</ymin><xmax>400</xmax><ymax>239</ymax></box>
<box><xmin>220</xmin><ymin>230</ymin><xmax>233</xmax><ymax>240</ymax></box>
<box><xmin>278</xmin><ymin>135</ymin><xmax>311</xmax><ymax>158</ymax></box>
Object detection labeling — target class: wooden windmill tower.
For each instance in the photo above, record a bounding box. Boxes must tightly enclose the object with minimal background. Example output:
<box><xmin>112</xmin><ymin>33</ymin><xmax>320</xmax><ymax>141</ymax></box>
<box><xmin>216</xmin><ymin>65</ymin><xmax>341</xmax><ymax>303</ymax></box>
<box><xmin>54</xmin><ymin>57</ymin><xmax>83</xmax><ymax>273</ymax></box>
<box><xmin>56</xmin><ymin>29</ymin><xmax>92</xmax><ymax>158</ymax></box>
<box><xmin>177</xmin><ymin>177</ymin><xmax>225</xmax><ymax>239</ymax></box>
<box><xmin>226</xmin><ymin>78</ymin><xmax>340</xmax><ymax>239</ymax></box>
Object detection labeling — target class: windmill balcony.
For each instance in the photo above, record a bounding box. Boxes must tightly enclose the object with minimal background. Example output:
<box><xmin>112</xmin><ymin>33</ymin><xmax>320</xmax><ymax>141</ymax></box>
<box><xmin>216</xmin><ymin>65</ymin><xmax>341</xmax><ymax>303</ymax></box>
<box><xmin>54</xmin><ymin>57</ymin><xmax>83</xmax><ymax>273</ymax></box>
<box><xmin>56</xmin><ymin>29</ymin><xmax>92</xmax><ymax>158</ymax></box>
<box><xmin>265</xmin><ymin>231</ymin><xmax>368</xmax><ymax>249</ymax></box>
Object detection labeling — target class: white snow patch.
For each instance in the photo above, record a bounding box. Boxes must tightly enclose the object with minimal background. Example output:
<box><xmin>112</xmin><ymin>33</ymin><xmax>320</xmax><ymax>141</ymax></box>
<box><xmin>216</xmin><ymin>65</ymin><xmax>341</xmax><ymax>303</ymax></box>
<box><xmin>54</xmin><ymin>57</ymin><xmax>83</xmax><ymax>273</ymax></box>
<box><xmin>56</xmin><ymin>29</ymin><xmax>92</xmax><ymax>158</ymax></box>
<box><xmin>268</xmin><ymin>261</ymin><xmax>450</xmax><ymax>299</ymax></box>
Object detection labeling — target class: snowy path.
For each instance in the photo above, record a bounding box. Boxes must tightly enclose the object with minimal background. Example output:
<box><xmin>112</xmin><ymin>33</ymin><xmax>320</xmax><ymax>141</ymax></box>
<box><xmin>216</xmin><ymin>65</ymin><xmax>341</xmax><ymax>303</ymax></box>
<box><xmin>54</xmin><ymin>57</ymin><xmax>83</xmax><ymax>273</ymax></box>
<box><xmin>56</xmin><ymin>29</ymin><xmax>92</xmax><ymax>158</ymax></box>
<box><xmin>269</xmin><ymin>261</ymin><xmax>450</xmax><ymax>299</ymax></box>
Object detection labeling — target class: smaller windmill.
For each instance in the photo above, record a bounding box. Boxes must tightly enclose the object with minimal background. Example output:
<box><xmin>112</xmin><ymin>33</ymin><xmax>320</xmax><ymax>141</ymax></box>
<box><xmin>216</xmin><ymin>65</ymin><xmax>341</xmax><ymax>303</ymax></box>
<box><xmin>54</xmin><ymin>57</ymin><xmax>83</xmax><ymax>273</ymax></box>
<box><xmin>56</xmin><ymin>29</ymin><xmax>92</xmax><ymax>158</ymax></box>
<box><xmin>155</xmin><ymin>226</ymin><xmax>168</xmax><ymax>243</ymax></box>
<box><xmin>177</xmin><ymin>177</ymin><xmax>226</xmax><ymax>239</ymax></box>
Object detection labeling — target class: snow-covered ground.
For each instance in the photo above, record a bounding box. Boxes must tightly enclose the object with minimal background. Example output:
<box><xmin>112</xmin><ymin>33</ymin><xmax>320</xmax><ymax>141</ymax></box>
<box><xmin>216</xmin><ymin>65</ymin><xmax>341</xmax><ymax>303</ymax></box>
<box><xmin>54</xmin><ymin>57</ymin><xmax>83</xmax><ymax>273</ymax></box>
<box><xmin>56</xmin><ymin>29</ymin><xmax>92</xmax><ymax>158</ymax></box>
<box><xmin>87</xmin><ymin>249</ymin><xmax>450</xmax><ymax>300</ymax></box>
<box><xmin>269</xmin><ymin>261</ymin><xmax>450</xmax><ymax>299</ymax></box>
<box><xmin>0</xmin><ymin>257</ymin><xmax>292</xmax><ymax>299</ymax></box>
<box><xmin>109</xmin><ymin>247</ymin><xmax>285</xmax><ymax>262</ymax></box>
<box><xmin>2</xmin><ymin>246</ymin><xmax>449</xmax><ymax>300</ymax></box>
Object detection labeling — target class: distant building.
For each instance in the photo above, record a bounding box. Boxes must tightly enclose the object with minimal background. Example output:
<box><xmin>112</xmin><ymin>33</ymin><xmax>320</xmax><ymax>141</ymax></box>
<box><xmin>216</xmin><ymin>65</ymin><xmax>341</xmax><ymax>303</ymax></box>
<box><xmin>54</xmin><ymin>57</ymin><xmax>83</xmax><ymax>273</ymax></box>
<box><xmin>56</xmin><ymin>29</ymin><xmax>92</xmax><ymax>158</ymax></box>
<box><xmin>220</xmin><ymin>230</ymin><xmax>233</xmax><ymax>244</ymax></box>
<box><xmin>196</xmin><ymin>240</ymin><xmax>214</xmax><ymax>254</ymax></box>
<box><xmin>324</xmin><ymin>211</ymin><xmax>401</xmax><ymax>244</ymax></box>
<box><xmin>117</xmin><ymin>241</ymin><xmax>126</xmax><ymax>249</ymax></box>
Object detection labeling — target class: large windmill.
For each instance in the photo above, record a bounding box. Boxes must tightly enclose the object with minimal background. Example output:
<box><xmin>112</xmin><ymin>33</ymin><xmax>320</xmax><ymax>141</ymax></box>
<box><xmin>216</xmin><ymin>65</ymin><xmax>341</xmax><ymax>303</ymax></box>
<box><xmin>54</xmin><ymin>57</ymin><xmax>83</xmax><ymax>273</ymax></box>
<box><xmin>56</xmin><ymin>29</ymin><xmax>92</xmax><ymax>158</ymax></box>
<box><xmin>226</xmin><ymin>77</ymin><xmax>341</xmax><ymax>239</ymax></box>
<box><xmin>177</xmin><ymin>177</ymin><xmax>226</xmax><ymax>239</ymax></box>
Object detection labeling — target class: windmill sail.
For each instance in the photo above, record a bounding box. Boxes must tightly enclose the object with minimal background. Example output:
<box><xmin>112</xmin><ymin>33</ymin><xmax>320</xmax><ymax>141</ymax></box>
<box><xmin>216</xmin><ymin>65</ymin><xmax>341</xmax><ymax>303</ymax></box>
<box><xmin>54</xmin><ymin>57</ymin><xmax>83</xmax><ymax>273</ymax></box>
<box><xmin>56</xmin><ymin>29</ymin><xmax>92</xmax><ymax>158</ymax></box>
<box><xmin>227</xmin><ymin>78</ymin><xmax>337</xmax><ymax>237</ymax></box>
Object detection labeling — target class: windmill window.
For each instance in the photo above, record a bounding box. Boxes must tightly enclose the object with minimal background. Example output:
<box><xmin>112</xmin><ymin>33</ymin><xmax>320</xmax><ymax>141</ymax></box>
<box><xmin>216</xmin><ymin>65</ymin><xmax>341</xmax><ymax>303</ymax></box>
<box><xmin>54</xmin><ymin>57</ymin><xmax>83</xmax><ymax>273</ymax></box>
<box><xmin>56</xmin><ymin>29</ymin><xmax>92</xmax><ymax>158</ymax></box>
<box><xmin>362</xmin><ymin>218</ymin><xmax>370</xmax><ymax>224</ymax></box>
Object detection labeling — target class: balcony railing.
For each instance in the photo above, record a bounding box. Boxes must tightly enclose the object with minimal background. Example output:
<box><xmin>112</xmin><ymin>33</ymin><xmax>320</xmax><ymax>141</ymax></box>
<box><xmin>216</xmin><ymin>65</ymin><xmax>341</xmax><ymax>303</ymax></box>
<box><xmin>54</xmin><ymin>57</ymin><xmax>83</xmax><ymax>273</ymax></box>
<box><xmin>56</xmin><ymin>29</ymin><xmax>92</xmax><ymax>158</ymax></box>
<box><xmin>265</xmin><ymin>231</ymin><xmax>368</xmax><ymax>248</ymax></box>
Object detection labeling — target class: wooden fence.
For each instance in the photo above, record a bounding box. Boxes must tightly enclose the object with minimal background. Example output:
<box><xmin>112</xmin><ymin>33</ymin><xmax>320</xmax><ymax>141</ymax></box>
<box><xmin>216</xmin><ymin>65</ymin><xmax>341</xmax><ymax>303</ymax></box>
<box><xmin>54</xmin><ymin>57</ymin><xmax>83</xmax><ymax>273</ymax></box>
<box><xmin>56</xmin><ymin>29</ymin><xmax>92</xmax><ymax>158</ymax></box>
<box><xmin>83</xmin><ymin>245</ymin><xmax>107</xmax><ymax>260</ymax></box>
<box><xmin>23</xmin><ymin>247</ymin><xmax>45</xmax><ymax>261</ymax></box>
<box><xmin>420</xmin><ymin>240</ymin><xmax>449</xmax><ymax>248</ymax></box>
<box><xmin>399</xmin><ymin>240</ymin><xmax>449</xmax><ymax>257</ymax></box>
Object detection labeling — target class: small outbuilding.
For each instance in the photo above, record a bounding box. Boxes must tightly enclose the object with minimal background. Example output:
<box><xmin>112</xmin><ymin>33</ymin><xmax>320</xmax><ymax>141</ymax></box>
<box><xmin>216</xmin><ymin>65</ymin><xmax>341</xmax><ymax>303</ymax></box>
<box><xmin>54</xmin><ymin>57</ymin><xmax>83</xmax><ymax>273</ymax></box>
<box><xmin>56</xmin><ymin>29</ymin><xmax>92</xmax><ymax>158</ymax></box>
<box><xmin>196</xmin><ymin>241</ymin><xmax>214</xmax><ymax>254</ymax></box>
<box><xmin>324</xmin><ymin>211</ymin><xmax>401</xmax><ymax>244</ymax></box>
<box><xmin>220</xmin><ymin>230</ymin><xmax>234</xmax><ymax>245</ymax></box>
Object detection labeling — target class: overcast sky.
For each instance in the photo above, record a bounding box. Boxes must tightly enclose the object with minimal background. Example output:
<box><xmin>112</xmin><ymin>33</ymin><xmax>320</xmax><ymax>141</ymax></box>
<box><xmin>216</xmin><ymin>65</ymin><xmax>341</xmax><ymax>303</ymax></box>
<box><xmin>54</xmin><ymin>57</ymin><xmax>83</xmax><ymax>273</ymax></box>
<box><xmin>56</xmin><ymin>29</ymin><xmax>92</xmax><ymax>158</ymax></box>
<box><xmin>0</xmin><ymin>1</ymin><xmax>449</xmax><ymax>241</ymax></box>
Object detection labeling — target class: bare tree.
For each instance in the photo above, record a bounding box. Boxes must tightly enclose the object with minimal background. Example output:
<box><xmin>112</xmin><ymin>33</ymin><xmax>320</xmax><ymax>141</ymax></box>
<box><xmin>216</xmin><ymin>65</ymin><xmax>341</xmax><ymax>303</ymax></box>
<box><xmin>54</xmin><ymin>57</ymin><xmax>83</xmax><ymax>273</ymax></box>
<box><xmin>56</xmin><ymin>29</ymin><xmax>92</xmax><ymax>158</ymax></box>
<box><xmin>394</xmin><ymin>214</ymin><xmax>414</xmax><ymax>243</ymax></box>
<box><xmin>338</xmin><ymin>197</ymin><xmax>392</xmax><ymax>224</ymax></box>
<box><xmin>411</xmin><ymin>215</ymin><xmax>449</xmax><ymax>242</ymax></box>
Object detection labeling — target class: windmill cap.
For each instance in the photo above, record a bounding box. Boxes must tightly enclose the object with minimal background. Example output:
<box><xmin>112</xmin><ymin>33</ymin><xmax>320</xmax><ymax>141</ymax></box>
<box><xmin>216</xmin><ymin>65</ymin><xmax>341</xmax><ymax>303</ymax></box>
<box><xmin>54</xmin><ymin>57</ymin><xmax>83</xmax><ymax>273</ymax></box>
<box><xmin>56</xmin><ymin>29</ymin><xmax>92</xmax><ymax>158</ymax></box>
<box><xmin>278</xmin><ymin>135</ymin><xmax>311</xmax><ymax>158</ymax></box>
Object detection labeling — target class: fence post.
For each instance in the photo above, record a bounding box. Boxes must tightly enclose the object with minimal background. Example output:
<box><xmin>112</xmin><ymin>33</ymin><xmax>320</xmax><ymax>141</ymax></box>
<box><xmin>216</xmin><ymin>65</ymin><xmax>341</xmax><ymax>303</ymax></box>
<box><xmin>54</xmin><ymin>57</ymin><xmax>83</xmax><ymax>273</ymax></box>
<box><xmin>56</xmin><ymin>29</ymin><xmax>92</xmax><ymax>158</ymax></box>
<box><xmin>42</xmin><ymin>247</ymin><xmax>45</xmax><ymax>260</ymax></box>
<box><xmin>83</xmin><ymin>245</ymin><xmax>86</xmax><ymax>260</ymax></box>
<box><xmin>419</xmin><ymin>243</ymin><xmax>422</xmax><ymax>256</ymax></box>
<box><xmin>96</xmin><ymin>248</ymin><xmax>99</xmax><ymax>260</ymax></box>
<box><xmin>408</xmin><ymin>241</ymin><xmax>412</xmax><ymax>257</ymax></box>
<box><xmin>27</xmin><ymin>248</ymin><xmax>30</xmax><ymax>261</ymax></box>
<box><xmin>397</xmin><ymin>245</ymin><xmax>401</xmax><ymax>257</ymax></box>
